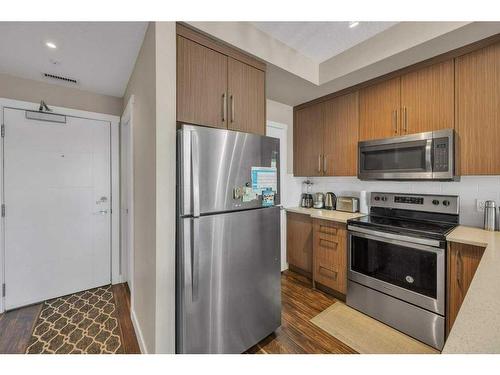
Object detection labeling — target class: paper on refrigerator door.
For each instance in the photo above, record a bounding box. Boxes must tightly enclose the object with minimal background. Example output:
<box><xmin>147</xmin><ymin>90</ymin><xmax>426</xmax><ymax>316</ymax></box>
<box><xmin>251</xmin><ymin>166</ymin><xmax>277</xmax><ymax>195</ymax></box>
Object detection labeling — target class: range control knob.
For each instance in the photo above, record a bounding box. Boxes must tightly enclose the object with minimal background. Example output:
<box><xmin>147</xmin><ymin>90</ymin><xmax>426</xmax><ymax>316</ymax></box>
<box><xmin>374</xmin><ymin>196</ymin><xmax>380</xmax><ymax>201</ymax></box>
<box><xmin>442</xmin><ymin>200</ymin><xmax>450</xmax><ymax>207</ymax></box>
<box><xmin>381</xmin><ymin>196</ymin><xmax>388</xmax><ymax>202</ymax></box>
<box><xmin>432</xmin><ymin>199</ymin><xmax>440</xmax><ymax>205</ymax></box>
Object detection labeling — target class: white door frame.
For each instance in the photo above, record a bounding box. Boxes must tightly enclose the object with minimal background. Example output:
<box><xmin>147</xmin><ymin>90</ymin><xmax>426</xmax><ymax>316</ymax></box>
<box><xmin>0</xmin><ymin>98</ymin><xmax>121</xmax><ymax>313</ymax></box>
<box><xmin>120</xmin><ymin>95</ymin><xmax>134</xmax><ymax>303</ymax></box>
<box><xmin>266</xmin><ymin>120</ymin><xmax>289</xmax><ymax>272</ymax></box>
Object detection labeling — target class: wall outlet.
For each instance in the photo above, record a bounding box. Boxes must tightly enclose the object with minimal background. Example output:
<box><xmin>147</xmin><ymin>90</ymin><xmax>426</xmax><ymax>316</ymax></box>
<box><xmin>476</xmin><ymin>199</ymin><xmax>486</xmax><ymax>212</ymax></box>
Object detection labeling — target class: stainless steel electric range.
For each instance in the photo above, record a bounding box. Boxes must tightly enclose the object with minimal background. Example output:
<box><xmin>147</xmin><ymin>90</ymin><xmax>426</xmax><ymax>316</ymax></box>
<box><xmin>346</xmin><ymin>192</ymin><xmax>459</xmax><ymax>350</ymax></box>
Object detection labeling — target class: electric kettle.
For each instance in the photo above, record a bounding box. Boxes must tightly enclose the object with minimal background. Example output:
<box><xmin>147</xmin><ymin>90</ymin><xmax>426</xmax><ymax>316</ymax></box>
<box><xmin>324</xmin><ymin>192</ymin><xmax>336</xmax><ymax>210</ymax></box>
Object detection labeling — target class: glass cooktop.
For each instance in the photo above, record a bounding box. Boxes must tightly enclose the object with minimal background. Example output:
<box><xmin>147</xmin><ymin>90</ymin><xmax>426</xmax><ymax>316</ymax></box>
<box><xmin>347</xmin><ymin>215</ymin><xmax>457</xmax><ymax>241</ymax></box>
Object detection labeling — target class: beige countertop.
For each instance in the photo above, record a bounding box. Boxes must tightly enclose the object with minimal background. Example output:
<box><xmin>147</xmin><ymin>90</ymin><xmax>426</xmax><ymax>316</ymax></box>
<box><xmin>286</xmin><ymin>207</ymin><xmax>366</xmax><ymax>223</ymax></box>
<box><xmin>443</xmin><ymin>226</ymin><xmax>500</xmax><ymax>353</ymax></box>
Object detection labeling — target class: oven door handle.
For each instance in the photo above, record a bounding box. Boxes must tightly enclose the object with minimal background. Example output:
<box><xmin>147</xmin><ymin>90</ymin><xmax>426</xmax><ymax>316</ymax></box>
<box><xmin>347</xmin><ymin>225</ymin><xmax>442</xmax><ymax>251</ymax></box>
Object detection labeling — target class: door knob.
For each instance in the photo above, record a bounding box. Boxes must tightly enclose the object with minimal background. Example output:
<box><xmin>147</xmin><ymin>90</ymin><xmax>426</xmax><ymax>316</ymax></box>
<box><xmin>94</xmin><ymin>210</ymin><xmax>108</xmax><ymax>215</ymax></box>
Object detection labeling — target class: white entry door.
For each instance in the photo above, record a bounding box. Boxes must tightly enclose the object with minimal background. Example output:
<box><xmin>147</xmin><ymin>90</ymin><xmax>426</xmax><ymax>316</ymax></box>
<box><xmin>3</xmin><ymin>108</ymin><xmax>111</xmax><ymax>310</ymax></box>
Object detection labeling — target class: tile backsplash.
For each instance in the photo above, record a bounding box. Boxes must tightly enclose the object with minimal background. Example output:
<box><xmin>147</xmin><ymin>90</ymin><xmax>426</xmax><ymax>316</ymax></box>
<box><xmin>284</xmin><ymin>175</ymin><xmax>500</xmax><ymax>228</ymax></box>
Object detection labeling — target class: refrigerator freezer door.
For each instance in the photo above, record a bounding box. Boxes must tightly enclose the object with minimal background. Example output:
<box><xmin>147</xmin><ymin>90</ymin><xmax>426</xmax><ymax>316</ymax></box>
<box><xmin>178</xmin><ymin>124</ymin><xmax>280</xmax><ymax>216</ymax></box>
<box><xmin>177</xmin><ymin>206</ymin><xmax>281</xmax><ymax>353</ymax></box>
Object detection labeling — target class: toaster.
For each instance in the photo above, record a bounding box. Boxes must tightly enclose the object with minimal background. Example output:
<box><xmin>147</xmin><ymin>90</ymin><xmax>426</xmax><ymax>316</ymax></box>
<box><xmin>336</xmin><ymin>196</ymin><xmax>359</xmax><ymax>213</ymax></box>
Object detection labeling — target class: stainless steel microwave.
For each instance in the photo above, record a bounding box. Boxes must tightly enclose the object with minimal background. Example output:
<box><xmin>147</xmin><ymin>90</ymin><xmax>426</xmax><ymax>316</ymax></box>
<box><xmin>358</xmin><ymin>129</ymin><xmax>455</xmax><ymax>180</ymax></box>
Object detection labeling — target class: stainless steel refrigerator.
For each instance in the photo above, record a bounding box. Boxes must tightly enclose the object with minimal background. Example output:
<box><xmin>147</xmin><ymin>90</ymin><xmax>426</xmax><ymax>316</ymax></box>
<box><xmin>176</xmin><ymin>124</ymin><xmax>281</xmax><ymax>354</ymax></box>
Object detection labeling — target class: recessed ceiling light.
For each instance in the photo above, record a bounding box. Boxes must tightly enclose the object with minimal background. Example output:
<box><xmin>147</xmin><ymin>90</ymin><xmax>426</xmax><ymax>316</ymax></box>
<box><xmin>349</xmin><ymin>21</ymin><xmax>360</xmax><ymax>28</ymax></box>
<box><xmin>45</xmin><ymin>42</ymin><xmax>57</xmax><ymax>49</ymax></box>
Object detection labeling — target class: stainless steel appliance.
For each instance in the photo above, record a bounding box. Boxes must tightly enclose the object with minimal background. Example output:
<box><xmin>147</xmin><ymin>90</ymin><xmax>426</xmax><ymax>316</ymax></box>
<box><xmin>301</xmin><ymin>180</ymin><xmax>314</xmax><ymax>208</ymax></box>
<box><xmin>301</xmin><ymin>194</ymin><xmax>313</xmax><ymax>208</ymax></box>
<box><xmin>347</xmin><ymin>192</ymin><xmax>459</xmax><ymax>350</ymax></box>
<box><xmin>313</xmin><ymin>192</ymin><xmax>325</xmax><ymax>209</ymax></box>
<box><xmin>324</xmin><ymin>192</ymin><xmax>336</xmax><ymax>210</ymax></box>
<box><xmin>176</xmin><ymin>124</ymin><xmax>281</xmax><ymax>353</ymax></box>
<box><xmin>336</xmin><ymin>196</ymin><xmax>359</xmax><ymax>213</ymax></box>
<box><xmin>484</xmin><ymin>200</ymin><xmax>497</xmax><ymax>231</ymax></box>
<box><xmin>358</xmin><ymin>129</ymin><xmax>456</xmax><ymax>181</ymax></box>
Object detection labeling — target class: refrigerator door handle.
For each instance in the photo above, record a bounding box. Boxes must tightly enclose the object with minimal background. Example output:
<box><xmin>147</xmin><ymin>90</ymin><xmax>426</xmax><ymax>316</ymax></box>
<box><xmin>191</xmin><ymin>218</ymin><xmax>199</xmax><ymax>301</ymax></box>
<box><xmin>191</xmin><ymin>131</ymin><xmax>200</xmax><ymax>218</ymax></box>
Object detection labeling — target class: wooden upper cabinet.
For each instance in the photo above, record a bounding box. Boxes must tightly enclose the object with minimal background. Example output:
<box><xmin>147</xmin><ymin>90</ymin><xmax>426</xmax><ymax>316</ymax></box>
<box><xmin>227</xmin><ymin>57</ymin><xmax>266</xmax><ymax>135</ymax></box>
<box><xmin>294</xmin><ymin>104</ymin><xmax>324</xmax><ymax>177</ymax></box>
<box><xmin>456</xmin><ymin>42</ymin><xmax>500</xmax><ymax>175</ymax></box>
<box><xmin>177</xmin><ymin>35</ymin><xmax>228</xmax><ymax>129</ymax></box>
<box><xmin>359</xmin><ymin>77</ymin><xmax>401</xmax><ymax>141</ymax></box>
<box><xmin>323</xmin><ymin>92</ymin><xmax>359</xmax><ymax>176</ymax></box>
<box><xmin>400</xmin><ymin>60</ymin><xmax>454</xmax><ymax>135</ymax></box>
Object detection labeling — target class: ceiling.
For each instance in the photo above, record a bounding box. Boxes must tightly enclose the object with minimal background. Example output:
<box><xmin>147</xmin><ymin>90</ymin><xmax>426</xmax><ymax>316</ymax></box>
<box><xmin>252</xmin><ymin>22</ymin><xmax>397</xmax><ymax>63</ymax></box>
<box><xmin>0</xmin><ymin>22</ymin><xmax>147</xmax><ymax>97</ymax></box>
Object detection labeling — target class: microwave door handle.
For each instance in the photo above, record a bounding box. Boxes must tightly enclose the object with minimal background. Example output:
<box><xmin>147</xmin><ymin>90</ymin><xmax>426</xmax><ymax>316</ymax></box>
<box><xmin>426</xmin><ymin>139</ymin><xmax>433</xmax><ymax>172</ymax></box>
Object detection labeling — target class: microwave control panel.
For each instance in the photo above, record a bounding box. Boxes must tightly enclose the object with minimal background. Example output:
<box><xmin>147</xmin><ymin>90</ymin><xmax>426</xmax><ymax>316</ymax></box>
<box><xmin>433</xmin><ymin>137</ymin><xmax>449</xmax><ymax>172</ymax></box>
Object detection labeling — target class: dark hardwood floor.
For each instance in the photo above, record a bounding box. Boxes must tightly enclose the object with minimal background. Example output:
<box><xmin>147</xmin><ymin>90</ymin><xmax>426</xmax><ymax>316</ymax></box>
<box><xmin>247</xmin><ymin>270</ymin><xmax>357</xmax><ymax>354</ymax></box>
<box><xmin>0</xmin><ymin>283</ymin><xmax>140</xmax><ymax>354</ymax></box>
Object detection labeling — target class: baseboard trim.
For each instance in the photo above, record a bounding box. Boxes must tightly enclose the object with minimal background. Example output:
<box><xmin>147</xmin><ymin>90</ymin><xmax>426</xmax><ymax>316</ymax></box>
<box><xmin>130</xmin><ymin>308</ymin><xmax>148</xmax><ymax>354</ymax></box>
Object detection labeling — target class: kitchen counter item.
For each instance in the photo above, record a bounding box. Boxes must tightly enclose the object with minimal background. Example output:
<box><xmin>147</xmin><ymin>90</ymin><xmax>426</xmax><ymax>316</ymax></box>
<box><xmin>336</xmin><ymin>196</ymin><xmax>359</xmax><ymax>213</ymax></box>
<box><xmin>300</xmin><ymin>193</ymin><xmax>313</xmax><ymax>208</ymax></box>
<box><xmin>324</xmin><ymin>192</ymin><xmax>336</xmax><ymax>210</ymax></box>
<box><xmin>359</xmin><ymin>191</ymin><xmax>369</xmax><ymax>214</ymax></box>
<box><xmin>313</xmin><ymin>192</ymin><xmax>325</xmax><ymax>209</ymax></box>
<box><xmin>484</xmin><ymin>200</ymin><xmax>496</xmax><ymax>231</ymax></box>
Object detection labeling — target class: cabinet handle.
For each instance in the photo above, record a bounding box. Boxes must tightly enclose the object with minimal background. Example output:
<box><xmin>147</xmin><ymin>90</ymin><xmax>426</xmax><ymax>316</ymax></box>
<box><xmin>318</xmin><ymin>154</ymin><xmax>322</xmax><ymax>173</ymax></box>
<box><xmin>221</xmin><ymin>93</ymin><xmax>227</xmax><ymax>123</ymax></box>
<box><xmin>403</xmin><ymin>106</ymin><xmax>408</xmax><ymax>133</ymax></box>
<box><xmin>230</xmin><ymin>95</ymin><xmax>234</xmax><ymax>123</ymax></box>
<box><xmin>323</xmin><ymin>154</ymin><xmax>327</xmax><ymax>173</ymax></box>
<box><xmin>392</xmin><ymin>109</ymin><xmax>398</xmax><ymax>135</ymax></box>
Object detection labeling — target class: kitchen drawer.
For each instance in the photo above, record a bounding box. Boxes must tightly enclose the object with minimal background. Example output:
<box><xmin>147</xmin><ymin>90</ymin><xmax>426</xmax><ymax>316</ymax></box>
<box><xmin>312</xmin><ymin>219</ymin><xmax>347</xmax><ymax>294</ymax></box>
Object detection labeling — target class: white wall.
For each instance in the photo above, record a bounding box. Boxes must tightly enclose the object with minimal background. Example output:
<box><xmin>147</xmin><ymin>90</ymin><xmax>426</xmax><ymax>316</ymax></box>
<box><xmin>289</xmin><ymin>176</ymin><xmax>500</xmax><ymax>228</ymax></box>
<box><xmin>123</xmin><ymin>22</ymin><xmax>157</xmax><ymax>354</ymax></box>
<box><xmin>154</xmin><ymin>21</ymin><xmax>176</xmax><ymax>354</ymax></box>
<box><xmin>0</xmin><ymin>73</ymin><xmax>123</xmax><ymax>116</ymax></box>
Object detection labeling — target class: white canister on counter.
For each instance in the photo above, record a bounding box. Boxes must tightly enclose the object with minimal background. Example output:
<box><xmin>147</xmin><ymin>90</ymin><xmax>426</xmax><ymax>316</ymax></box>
<box><xmin>359</xmin><ymin>190</ymin><xmax>369</xmax><ymax>214</ymax></box>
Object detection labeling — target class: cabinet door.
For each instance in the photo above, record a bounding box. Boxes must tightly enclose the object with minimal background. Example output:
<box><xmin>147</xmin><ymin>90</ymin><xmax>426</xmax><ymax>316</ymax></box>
<box><xmin>400</xmin><ymin>60</ymin><xmax>454</xmax><ymax>135</ymax></box>
<box><xmin>456</xmin><ymin>42</ymin><xmax>500</xmax><ymax>175</ymax></box>
<box><xmin>227</xmin><ymin>58</ymin><xmax>266</xmax><ymax>135</ymax></box>
<box><xmin>286</xmin><ymin>212</ymin><xmax>313</xmax><ymax>274</ymax></box>
<box><xmin>359</xmin><ymin>77</ymin><xmax>400</xmax><ymax>141</ymax></box>
<box><xmin>177</xmin><ymin>36</ymin><xmax>228</xmax><ymax>128</ymax></box>
<box><xmin>312</xmin><ymin>219</ymin><xmax>347</xmax><ymax>294</ymax></box>
<box><xmin>447</xmin><ymin>242</ymin><xmax>485</xmax><ymax>334</ymax></box>
<box><xmin>323</xmin><ymin>92</ymin><xmax>359</xmax><ymax>176</ymax></box>
<box><xmin>293</xmin><ymin>104</ymin><xmax>324</xmax><ymax>176</ymax></box>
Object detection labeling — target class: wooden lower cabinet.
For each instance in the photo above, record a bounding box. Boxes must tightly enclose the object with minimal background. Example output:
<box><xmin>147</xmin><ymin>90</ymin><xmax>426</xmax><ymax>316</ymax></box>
<box><xmin>446</xmin><ymin>242</ymin><xmax>485</xmax><ymax>335</ymax></box>
<box><xmin>286</xmin><ymin>212</ymin><xmax>313</xmax><ymax>274</ymax></box>
<box><xmin>312</xmin><ymin>219</ymin><xmax>347</xmax><ymax>295</ymax></box>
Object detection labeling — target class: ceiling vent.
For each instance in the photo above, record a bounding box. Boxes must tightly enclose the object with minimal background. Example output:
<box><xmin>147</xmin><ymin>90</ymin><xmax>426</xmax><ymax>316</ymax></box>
<box><xmin>42</xmin><ymin>73</ymin><xmax>78</xmax><ymax>85</ymax></box>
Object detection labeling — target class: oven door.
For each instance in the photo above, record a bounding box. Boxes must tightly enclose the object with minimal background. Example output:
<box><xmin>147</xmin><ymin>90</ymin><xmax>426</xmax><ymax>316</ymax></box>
<box><xmin>358</xmin><ymin>133</ymin><xmax>433</xmax><ymax>180</ymax></box>
<box><xmin>348</xmin><ymin>228</ymin><xmax>445</xmax><ymax>315</ymax></box>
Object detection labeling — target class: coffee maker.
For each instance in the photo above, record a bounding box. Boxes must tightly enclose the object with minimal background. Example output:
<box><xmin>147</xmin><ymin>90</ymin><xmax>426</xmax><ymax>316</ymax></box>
<box><xmin>300</xmin><ymin>180</ymin><xmax>313</xmax><ymax>208</ymax></box>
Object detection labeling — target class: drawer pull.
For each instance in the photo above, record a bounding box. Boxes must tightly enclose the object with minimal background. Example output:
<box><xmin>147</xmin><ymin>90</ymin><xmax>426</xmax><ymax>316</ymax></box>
<box><xmin>319</xmin><ymin>239</ymin><xmax>338</xmax><ymax>249</ymax></box>
<box><xmin>319</xmin><ymin>266</ymin><xmax>337</xmax><ymax>280</ymax></box>
<box><xmin>319</xmin><ymin>226</ymin><xmax>337</xmax><ymax>235</ymax></box>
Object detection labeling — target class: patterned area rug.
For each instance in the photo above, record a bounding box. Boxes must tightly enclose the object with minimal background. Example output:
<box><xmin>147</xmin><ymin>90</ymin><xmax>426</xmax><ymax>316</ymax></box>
<box><xmin>26</xmin><ymin>285</ymin><xmax>123</xmax><ymax>354</ymax></box>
